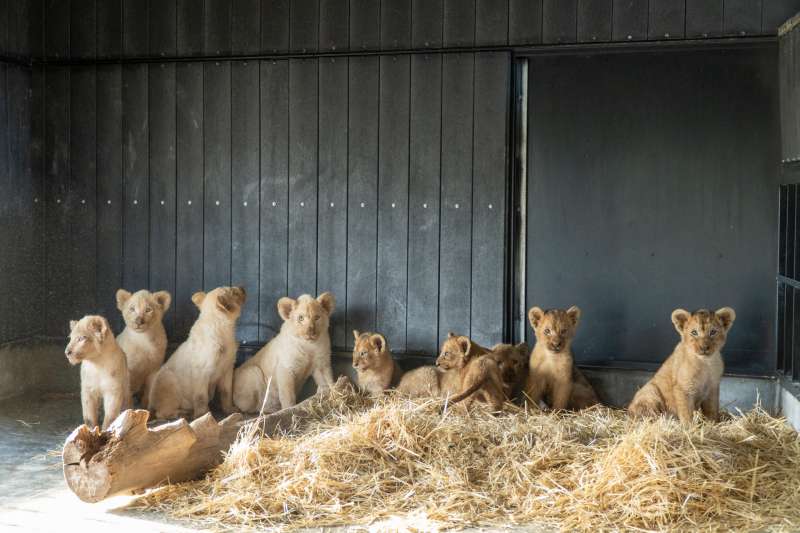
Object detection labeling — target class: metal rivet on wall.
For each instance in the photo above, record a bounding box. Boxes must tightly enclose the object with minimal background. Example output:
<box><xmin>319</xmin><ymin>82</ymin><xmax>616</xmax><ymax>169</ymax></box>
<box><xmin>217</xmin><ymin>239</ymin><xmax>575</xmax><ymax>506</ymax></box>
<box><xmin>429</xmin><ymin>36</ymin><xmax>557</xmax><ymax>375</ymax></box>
<box><xmin>332</xmin><ymin>45</ymin><xmax>337</xmax><ymax>51</ymax></box>
<box><xmin>81</xmin><ymin>199</ymin><xmax>85</xmax><ymax>204</ymax></box>
<box><xmin>664</xmin><ymin>33</ymin><xmax>670</xmax><ymax>38</ymax></box>
<box><xmin>272</xmin><ymin>201</ymin><xmax>277</xmax><ymax>207</ymax></box>
<box><xmin>455</xmin><ymin>203</ymin><xmax>459</xmax><ymax>209</ymax></box>
<box><xmin>627</xmin><ymin>35</ymin><xmax>632</xmax><ymax>40</ymax></box>
<box><xmin>160</xmin><ymin>200</ymin><xmax>165</xmax><ymax>205</ymax></box>
<box><xmin>300</xmin><ymin>201</ymin><xmax>305</xmax><ymax>207</ymax></box>
<box><xmin>188</xmin><ymin>200</ymin><xmax>192</xmax><ymax>205</ymax></box>
<box><xmin>360</xmin><ymin>202</ymin><xmax>365</xmax><ymax>208</ymax></box>
<box><xmin>107</xmin><ymin>200</ymin><xmax>111</xmax><ymax>205</ymax></box>
<box><xmin>243</xmin><ymin>201</ymin><xmax>248</xmax><ymax>206</ymax></box>
<box><xmin>215</xmin><ymin>200</ymin><xmax>220</xmax><ymax>206</ymax></box>
<box><xmin>133</xmin><ymin>200</ymin><xmax>138</xmax><ymax>205</ymax></box>
<box><xmin>592</xmin><ymin>36</ymin><xmax>597</xmax><ymax>41</ymax></box>
<box><xmin>702</xmin><ymin>33</ymin><xmax>708</xmax><ymax>38</ymax></box>
<box><xmin>34</xmin><ymin>198</ymin><xmax>38</xmax><ymax>203</ymax></box>
<box><xmin>488</xmin><ymin>203</ymin><xmax>493</xmax><ymax>209</ymax></box>
<box><xmin>330</xmin><ymin>202</ymin><xmax>334</xmax><ymax>207</ymax></box>
<box><xmin>391</xmin><ymin>202</ymin><xmax>396</xmax><ymax>208</ymax></box>
<box><xmin>423</xmin><ymin>203</ymin><xmax>428</xmax><ymax>209</ymax></box>
<box><xmin>56</xmin><ymin>199</ymin><xmax>61</xmax><ymax>203</ymax></box>
<box><xmin>740</xmin><ymin>31</ymin><xmax>746</xmax><ymax>36</ymax></box>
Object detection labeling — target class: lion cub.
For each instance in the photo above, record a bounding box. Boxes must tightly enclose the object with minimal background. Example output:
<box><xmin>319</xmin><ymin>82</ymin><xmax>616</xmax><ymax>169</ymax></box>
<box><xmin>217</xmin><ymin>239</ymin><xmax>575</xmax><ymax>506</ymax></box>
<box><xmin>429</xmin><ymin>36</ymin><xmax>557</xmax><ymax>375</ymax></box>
<box><xmin>489</xmin><ymin>342</ymin><xmax>529</xmax><ymax>400</ymax></box>
<box><xmin>148</xmin><ymin>286</ymin><xmax>246</xmax><ymax>420</ymax></box>
<box><xmin>66</xmin><ymin>316</ymin><xmax>130</xmax><ymax>430</ymax></box>
<box><xmin>352</xmin><ymin>330</ymin><xmax>404</xmax><ymax>395</ymax></box>
<box><xmin>436</xmin><ymin>333</ymin><xmax>507</xmax><ymax>411</ymax></box>
<box><xmin>524</xmin><ymin>306</ymin><xmax>599</xmax><ymax>411</ymax></box>
<box><xmin>628</xmin><ymin>307</ymin><xmax>736</xmax><ymax>424</ymax></box>
<box><xmin>233</xmin><ymin>292</ymin><xmax>335</xmax><ymax>414</ymax></box>
<box><xmin>115</xmin><ymin>288</ymin><xmax>171</xmax><ymax>407</ymax></box>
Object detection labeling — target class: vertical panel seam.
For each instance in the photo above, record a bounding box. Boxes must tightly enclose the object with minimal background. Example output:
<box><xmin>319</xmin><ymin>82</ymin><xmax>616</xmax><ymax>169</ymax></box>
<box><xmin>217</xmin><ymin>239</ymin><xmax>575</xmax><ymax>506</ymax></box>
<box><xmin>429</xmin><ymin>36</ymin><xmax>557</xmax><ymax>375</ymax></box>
<box><xmin>436</xmin><ymin>51</ymin><xmax>444</xmax><ymax>349</ymax></box>
<box><xmin>374</xmin><ymin>55</ymin><xmax>380</xmax><ymax>330</ymax></box>
<box><xmin>469</xmin><ymin>52</ymin><xmax>475</xmax><ymax>339</ymax></box>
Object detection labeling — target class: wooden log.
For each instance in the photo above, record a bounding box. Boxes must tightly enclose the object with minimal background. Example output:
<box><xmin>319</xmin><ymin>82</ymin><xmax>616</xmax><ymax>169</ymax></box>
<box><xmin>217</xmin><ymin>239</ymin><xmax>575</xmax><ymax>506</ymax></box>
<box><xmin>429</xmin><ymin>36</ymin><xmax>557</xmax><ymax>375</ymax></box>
<box><xmin>63</xmin><ymin>376</ymin><xmax>354</xmax><ymax>503</ymax></box>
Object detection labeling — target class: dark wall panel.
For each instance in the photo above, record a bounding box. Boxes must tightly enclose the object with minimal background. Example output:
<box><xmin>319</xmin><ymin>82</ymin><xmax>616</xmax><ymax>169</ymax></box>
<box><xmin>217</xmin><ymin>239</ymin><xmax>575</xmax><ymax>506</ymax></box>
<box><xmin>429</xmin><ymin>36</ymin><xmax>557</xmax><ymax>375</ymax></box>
<box><xmin>444</xmin><ymin>0</ymin><xmax>476</xmax><ymax>47</ymax></box>
<box><xmin>346</xmin><ymin>56</ymin><xmax>379</xmax><ymax>348</ymax></box>
<box><xmin>317</xmin><ymin>57</ymin><xmax>348</xmax><ymax>348</ymax></box>
<box><xmin>231</xmin><ymin>60</ymin><xmax>261</xmax><ymax>344</ymax></box>
<box><xmin>471</xmin><ymin>52</ymin><xmax>508</xmax><ymax>347</ymax></box>
<box><xmin>124</xmin><ymin>0</ymin><xmax>149</xmax><ymax>56</ymax></box>
<box><xmin>764</xmin><ymin>0</ymin><xmax>800</xmax><ymax>34</ymax></box>
<box><xmin>510</xmin><ymin>0</ymin><xmax>543</xmax><ymax>45</ymax></box>
<box><xmin>291</xmin><ymin>0</ymin><xmax>319</xmax><ymax>52</ymax></box>
<box><xmin>649</xmin><ymin>0</ymin><xmax>686</xmax><ymax>40</ymax></box>
<box><xmin>527</xmin><ymin>47</ymin><xmax>779</xmax><ymax>374</ymax></box>
<box><xmin>476</xmin><ymin>0</ymin><xmax>509</xmax><ymax>46</ymax></box>
<box><xmin>71</xmin><ymin>0</ymin><xmax>97</xmax><ymax>60</ymax></box>
<box><xmin>287</xmin><ymin>58</ymin><xmax>319</xmax><ymax>296</ymax></box>
<box><xmin>261</xmin><ymin>0</ymin><xmax>290</xmax><ymax>53</ymax></box>
<box><xmin>412</xmin><ymin>0</ymin><xmax>443</xmax><ymax>48</ymax></box>
<box><xmin>578</xmin><ymin>0</ymin><xmax>612</xmax><ymax>43</ymax></box>
<box><xmin>544</xmin><ymin>0</ymin><xmax>577</xmax><ymax>44</ymax></box>
<box><xmin>613</xmin><ymin>0</ymin><xmax>649</xmax><ymax>41</ymax></box>
<box><xmin>148</xmin><ymin>63</ymin><xmax>177</xmax><ymax>337</ymax></box>
<box><xmin>382</xmin><ymin>0</ymin><xmax>411</xmax><ymax>49</ymax></box>
<box><xmin>377</xmin><ymin>55</ymin><xmax>410</xmax><ymax>352</ymax></box>
<box><xmin>723</xmin><ymin>0</ymin><xmax>762</xmax><ymax>36</ymax></box>
<box><xmin>686</xmin><ymin>0</ymin><xmax>723</xmax><ymax>38</ymax></box>
<box><xmin>259</xmin><ymin>59</ymin><xmax>289</xmax><ymax>341</ymax></box>
<box><xmin>319</xmin><ymin>0</ymin><xmax>349</xmax><ymax>51</ymax></box>
<box><xmin>150</xmin><ymin>0</ymin><xmax>177</xmax><ymax>57</ymax></box>
<box><xmin>98</xmin><ymin>0</ymin><xmax>124</xmax><ymax>58</ymax></box>
<box><xmin>349</xmin><ymin>0</ymin><xmax>380</xmax><ymax>50</ymax></box>
<box><xmin>407</xmin><ymin>54</ymin><xmax>442</xmax><ymax>352</ymax></box>
<box><xmin>178</xmin><ymin>0</ymin><xmax>204</xmax><ymax>56</ymax></box>
<box><xmin>204</xmin><ymin>0</ymin><xmax>232</xmax><ymax>56</ymax></box>
<box><xmin>232</xmin><ymin>0</ymin><xmax>261</xmax><ymax>54</ymax></box>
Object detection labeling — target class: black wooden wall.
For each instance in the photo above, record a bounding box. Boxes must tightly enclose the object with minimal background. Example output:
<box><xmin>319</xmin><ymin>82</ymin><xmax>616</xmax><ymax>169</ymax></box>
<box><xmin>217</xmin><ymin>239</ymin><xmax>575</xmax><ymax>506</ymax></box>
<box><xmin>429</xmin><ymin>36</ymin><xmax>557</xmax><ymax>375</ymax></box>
<box><xmin>34</xmin><ymin>0</ymin><xmax>800</xmax><ymax>62</ymax></box>
<box><xmin>38</xmin><ymin>51</ymin><xmax>510</xmax><ymax>355</ymax></box>
<box><xmin>0</xmin><ymin>1</ymin><xmax>41</xmax><ymax>345</ymax></box>
<box><xmin>526</xmin><ymin>45</ymin><xmax>780</xmax><ymax>375</ymax></box>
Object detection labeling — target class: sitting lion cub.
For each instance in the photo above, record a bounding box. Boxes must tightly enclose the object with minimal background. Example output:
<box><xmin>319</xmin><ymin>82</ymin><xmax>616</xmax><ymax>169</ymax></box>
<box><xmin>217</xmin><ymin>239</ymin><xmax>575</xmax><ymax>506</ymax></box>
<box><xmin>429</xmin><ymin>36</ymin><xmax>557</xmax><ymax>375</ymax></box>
<box><xmin>628</xmin><ymin>307</ymin><xmax>736</xmax><ymax>424</ymax></box>
<box><xmin>524</xmin><ymin>306</ymin><xmax>599</xmax><ymax>411</ymax></box>
<box><xmin>115</xmin><ymin>288</ymin><xmax>171</xmax><ymax>407</ymax></box>
<box><xmin>489</xmin><ymin>342</ymin><xmax>529</xmax><ymax>400</ymax></box>
<box><xmin>352</xmin><ymin>330</ymin><xmax>404</xmax><ymax>395</ymax></box>
<box><xmin>233</xmin><ymin>292</ymin><xmax>335</xmax><ymax>414</ymax></box>
<box><xmin>65</xmin><ymin>316</ymin><xmax>130</xmax><ymax>430</ymax></box>
<box><xmin>436</xmin><ymin>333</ymin><xmax>507</xmax><ymax>411</ymax></box>
<box><xmin>149</xmin><ymin>286</ymin><xmax>246</xmax><ymax>420</ymax></box>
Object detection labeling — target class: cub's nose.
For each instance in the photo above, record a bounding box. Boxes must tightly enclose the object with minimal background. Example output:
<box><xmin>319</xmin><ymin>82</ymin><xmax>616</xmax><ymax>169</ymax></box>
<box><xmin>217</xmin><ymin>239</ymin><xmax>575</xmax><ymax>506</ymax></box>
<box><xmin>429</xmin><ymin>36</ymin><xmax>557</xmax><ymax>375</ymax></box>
<box><xmin>65</xmin><ymin>348</ymin><xmax>73</xmax><ymax>356</ymax></box>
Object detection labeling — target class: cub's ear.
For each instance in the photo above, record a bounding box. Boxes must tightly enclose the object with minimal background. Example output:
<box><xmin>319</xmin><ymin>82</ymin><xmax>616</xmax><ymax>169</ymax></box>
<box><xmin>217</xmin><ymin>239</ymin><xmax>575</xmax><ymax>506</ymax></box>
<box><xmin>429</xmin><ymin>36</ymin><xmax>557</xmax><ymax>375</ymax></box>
<box><xmin>317</xmin><ymin>292</ymin><xmax>335</xmax><ymax>315</ymax></box>
<box><xmin>191</xmin><ymin>292</ymin><xmax>206</xmax><ymax>310</ymax></box>
<box><xmin>671</xmin><ymin>309</ymin><xmax>691</xmax><ymax>334</ymax></box>
<box><xmin>457</xmin><ymin>336</ymin><xmax>472</xmax><ymax>357</ymax></box>
<box><xmin>153</xmin><ymin>291</ymin><xmax>172</xmax><ymax>312</ymax></box>
<box><xmin>69</xmin><ymin>320</ymin><xmax>78</xmax><ymax>331</ymax></box>
<box><xmin>116</xmin><ymin>289</ymin><xmax>132</xmax><ymax>310</ymax></box>
<box><xmin>715</xmin><ymin>307</ymin><xmax>736</xmax><ymax>331</ymax></box>
<box><xmin>566</xmin><ymin>306</ymin><xmax>581</xmax><ymax>326</ymax></box>
<box><xmin>352</xmin><ymin>329</ymin><xmax>361</xmax><ymax>342</ymax></box>
<box><xmin>528</xmin><ymin>307</ymin><xmax>544</xmax><ymax>330</ymax></box>
<box><xmin>370</xmin><ymin>333</ymin><xmax>387</xmax><ymax>352</ymax></box>
<box><xmin>232</xmin><ymin>286</ymin><xmax>247</xmax><ymax>305</ymax></box>
<box><xmin>514</xmin><ymin>342</ymin><xmax>528</xmax><ymax>353</ymax></box>
<box><xmin>448</xmin><ymin>331</ymin><xmax>456</xmax><ymax>339</ymax></box>
<box><xmin>88</xmin><ymin>316</ymin><xmax>109</xmax><ymax>343</ymax></box>
<box><xmin>216</xmin><ymin>292</ymin><xmax>240</xmax><ymax>314</ymax></box>
<box><xmin>277</xmin><ymin>297</ymin><xmax>296</xmax><ymax>321</ymax></box>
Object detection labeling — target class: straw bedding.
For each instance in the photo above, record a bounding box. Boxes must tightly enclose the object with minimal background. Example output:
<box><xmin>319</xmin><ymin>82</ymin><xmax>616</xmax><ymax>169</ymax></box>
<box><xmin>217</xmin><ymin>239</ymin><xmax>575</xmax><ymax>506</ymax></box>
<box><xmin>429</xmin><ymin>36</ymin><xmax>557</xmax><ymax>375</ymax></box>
<box><xmin>137</xmin><ymin>387</ymin><xmax>800</xmax><ymax>532</ymax></box>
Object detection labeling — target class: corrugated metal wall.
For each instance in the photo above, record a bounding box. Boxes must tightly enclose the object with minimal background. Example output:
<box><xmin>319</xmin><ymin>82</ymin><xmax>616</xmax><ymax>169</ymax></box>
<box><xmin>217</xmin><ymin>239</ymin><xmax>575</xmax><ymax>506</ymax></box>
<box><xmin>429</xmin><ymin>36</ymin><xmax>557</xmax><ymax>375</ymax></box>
<box><xmin>0</xmin><ymin>1</ymin><xmax>41</xmax><ymax>345</ymax></box>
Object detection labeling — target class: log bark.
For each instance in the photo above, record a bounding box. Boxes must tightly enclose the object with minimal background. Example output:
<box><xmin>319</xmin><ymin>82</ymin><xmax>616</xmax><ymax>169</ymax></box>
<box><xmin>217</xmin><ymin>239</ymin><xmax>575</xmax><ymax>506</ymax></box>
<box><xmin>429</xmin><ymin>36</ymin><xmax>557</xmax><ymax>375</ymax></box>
<box><xmin>63</xmin><ymin>376</ymin><xmax>354</xmax><ymax>503</ymax></box>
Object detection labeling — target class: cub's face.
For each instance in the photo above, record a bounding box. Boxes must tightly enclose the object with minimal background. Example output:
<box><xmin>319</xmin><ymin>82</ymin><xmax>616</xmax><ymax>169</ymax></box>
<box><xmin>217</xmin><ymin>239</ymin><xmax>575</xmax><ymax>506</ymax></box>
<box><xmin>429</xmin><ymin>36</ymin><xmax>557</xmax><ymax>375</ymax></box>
<box><xmin>116</xmin><ymin>289</ymin><xmax>171</xmax><ymax>332</ymax></box>
<box><xmin>492</xmin><ymin>343</ymin><xmax>528</xmax><ymax>385</ymax></box>
<box><xmin>436</xmin><ymin>333</ymin><xmax>472</xmax><ymax>370</ymax></box>
<box><xmin>352</xmin><ymin>330</ymin><xmax>388</xmax><ymax>371</ymax></box>
<box><xmin>528</xmin><ymin>306</ymin><xmax>581</xmax><ymax>354</ymax></box>
<box><xmin>192</xmin><ymin>286</ymin><xmax>247</xmax><ymax>321</ymax></box>
<box><xmin>65</xmin><ymin>316</ymin><xmax>111</xmax><ymax>365</ymax></box>
<box><xmin>672</xmin><ymin>307</ymin><xmax>736</xmax><ymax>357</ymax></box>
<box><xmin>278</xmin><ymin>292</ymin><xmax>335</xmax><ymax>342</ymax></box>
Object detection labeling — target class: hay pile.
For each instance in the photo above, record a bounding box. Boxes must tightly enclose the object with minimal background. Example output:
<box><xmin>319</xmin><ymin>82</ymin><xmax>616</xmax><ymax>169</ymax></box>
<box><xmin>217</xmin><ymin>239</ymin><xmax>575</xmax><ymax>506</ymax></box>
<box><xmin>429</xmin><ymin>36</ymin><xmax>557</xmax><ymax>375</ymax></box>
<box><xmin>138</xmin><ymin>389</ymin><xmax>800</xmax><ymax>532</ymax></box>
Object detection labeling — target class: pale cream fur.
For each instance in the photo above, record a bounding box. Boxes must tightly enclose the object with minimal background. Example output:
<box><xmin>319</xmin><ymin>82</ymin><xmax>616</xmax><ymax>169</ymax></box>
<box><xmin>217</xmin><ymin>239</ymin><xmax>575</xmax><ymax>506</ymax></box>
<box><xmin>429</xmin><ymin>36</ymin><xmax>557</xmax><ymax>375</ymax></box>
<box><xmin>115</xmin><ymin>288</ymin><xmax>170</xmax><ymax>407</ymax></box>
<box><xmin>233</xmin><ymin>292</ymin><xmax>335</xmax><ymax>414</ymax></box>
<box><xmin>66</xmin><ymin>315</ymin><xmax>130</xmax><ymax>430</ymax></box>
<box><xmin>148</xmin><ymin>286</ymin><xmax>246</xmax><ymax>420</ymax></box>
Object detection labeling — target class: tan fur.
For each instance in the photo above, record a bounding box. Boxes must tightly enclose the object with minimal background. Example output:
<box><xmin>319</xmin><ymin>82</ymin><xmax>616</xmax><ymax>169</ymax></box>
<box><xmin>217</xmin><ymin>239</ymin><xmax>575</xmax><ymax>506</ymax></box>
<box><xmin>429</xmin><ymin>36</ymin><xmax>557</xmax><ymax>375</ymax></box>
<box><xmin>233</xmin><ymin>292</ymin><xmax>335</xmax><ymax>414</ymax></box>
<box><xmin>436</xmin><ymin>333</ymin><xmax>506</xmax><ymax>411</ymax></box>
<box><xmin>489</xmin><ymin>342</ymin><xmax>529</xmax><ymax>400</ymax></box>
<box><xmin>66</xmin><ymin>316</ymin><xmax>130</xmax><ymax>430</ymax></box>
<box><xmin>148</xmin><ymin>286</ymin><xmax>246</xmax><ymax>420</ymax></box>
<box><xmin>115</xmin><ymin>288</ymin><xmax>170</xmax><ymax>407</ymax></box>
<box><xmin>524</xmin><ymin>306</ymin><xmax>599</xmax><ymax>411</ymax></box>
<box><xmin>352</xmin><ymin>330</ymin><xmax>404</xmax><ymax>395</ymax></box>
<box><xmin>628</xmin><ymin>307</ymin><xmax>736</xmax><ymax>424</ymax></box>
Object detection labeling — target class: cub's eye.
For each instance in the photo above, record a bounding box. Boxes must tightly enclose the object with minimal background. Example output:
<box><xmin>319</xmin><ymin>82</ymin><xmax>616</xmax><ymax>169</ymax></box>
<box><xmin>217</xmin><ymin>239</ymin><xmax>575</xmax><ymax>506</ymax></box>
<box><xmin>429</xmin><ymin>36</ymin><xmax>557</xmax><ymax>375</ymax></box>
<box><xmin>561</xmin><ymin>329</ymin><xmax>567</xmax><ymax>335</ymax></box>
<box><xmin>79</xmin><ymin>336</ymin><xmax>87</xmax><ymax>342</ymax></box>
<box><xmin>709</xmin><ymin>329</ymin><xmax>718</xmax><ymax>337</ymax></box>
<box><xmin>691</xmin><ymin>330</ymin><xmax>699</xmax><ymax>337</ymax></box>
<box><xmin>129</xmin><ymin>306</ymin><xmax>135</xmax><ymax>312</ymax></box>
<box><xmin>361</xmin><ymin>351</ymin><xmax>368</xmax><ymax>357</ymax></box>
<box><xmin>544</xmin><ymin>328</ymin><xmax>551</xmax><ymax>336</ymax></box>
<box><xmin>146</xmin><ymin>306</ymin><xmax>153</xmax><ymax>313</ymax></box>
<box><xmin>298</xmin><ymin>315</ymin><xmax>304</xmax><ymax>323</ymax></box>
<box><xmin>314</xmin><ymin>315</ymin><xmax>320</xmax><ymax>321</ymax></box>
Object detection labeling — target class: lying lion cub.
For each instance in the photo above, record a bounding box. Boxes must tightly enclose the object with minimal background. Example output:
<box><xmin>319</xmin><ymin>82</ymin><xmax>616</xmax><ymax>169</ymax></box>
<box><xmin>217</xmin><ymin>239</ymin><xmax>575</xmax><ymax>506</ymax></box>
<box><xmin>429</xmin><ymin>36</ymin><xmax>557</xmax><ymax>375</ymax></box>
<box><xmin>115</xmin><ymin>288</ymin><xmax>170</xmax><ymax>407</ymax></box>
<box><xmin>628</xmin><ymin>307</ymin><xmax>736</xmax><ymax>424</ymax></box>
<box><xmin>233</xmin><ymin>292</ymin><xmax>335</xmax><ymax>413</ymax></box>
<box><xmin>436</xmin><ymin>333</ymin><xmax>507</xmax><ymax>411</ymax></box>
<box><xmin>352</xmin><ymin>330</ymin><xmax>404</xmax><ymax>395</ymax></box>
<box><xmin>65</xmin><ymin>316</ymin><xmax>130</xmax><ymax>430</ymax></box>
<box><xmin>524</xmin><ymin>306</ymin><xmax>599</xmax><ymax>411</ymax></box>
<box><xmin>149</xmin><ymin>286</ymin><xmax>246</xmax><ymax>419</ymax></box>
<box><xmin>489</xmin><ymin>342</ymin><xmax>529</xmax><ymax>400</ymax></box>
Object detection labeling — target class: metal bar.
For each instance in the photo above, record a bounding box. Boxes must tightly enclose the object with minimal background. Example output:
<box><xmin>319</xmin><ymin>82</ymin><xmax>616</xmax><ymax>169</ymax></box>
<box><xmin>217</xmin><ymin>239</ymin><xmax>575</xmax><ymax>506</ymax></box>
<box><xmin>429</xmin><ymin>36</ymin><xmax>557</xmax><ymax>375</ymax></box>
<box><xmin>0</xmin><ymin>55</ymin><xmax>33</xmax><ymax>68</ymax></box>
<box><xmin>778</xmin><ymin>281</ymin><xmax>787</xmax><ymax>372</ymax></box>
<box><xmin>33</xmin><ymin>36</ymin><xmax>777</xmax><ymax>67</ymax></box>
<box><xmin>779</xmin><ymin>185</ymin><xmax>787</xmax><ymax>277</ymax></box>
<box><xmin>777</xmin><ymin>275</ymin><xmax>800</xmax><ymax>290</ymax></box>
